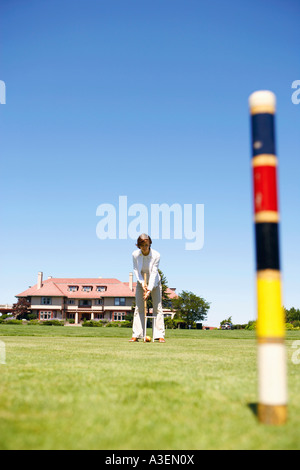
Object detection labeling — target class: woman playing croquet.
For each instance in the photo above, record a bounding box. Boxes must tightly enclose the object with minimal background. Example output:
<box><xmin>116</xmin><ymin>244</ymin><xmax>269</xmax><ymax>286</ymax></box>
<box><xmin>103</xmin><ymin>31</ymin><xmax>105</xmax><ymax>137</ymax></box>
<box><xmin>129</xmin><ymin>233</ymin><xmax>166</xmax><ymax>343</ymax></box>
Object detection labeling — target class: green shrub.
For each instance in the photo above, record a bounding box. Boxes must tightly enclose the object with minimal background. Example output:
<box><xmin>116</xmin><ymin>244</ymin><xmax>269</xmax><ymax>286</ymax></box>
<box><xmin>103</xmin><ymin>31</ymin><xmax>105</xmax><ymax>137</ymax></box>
<box><xmin>82</xmin><ymin>320</ymin><xmax>103</xmax><ymax>327</ymax></box>
<box><xmin>0</xmin><ymin>315</ymin><xmax>12</xmax><ymax>323</ymax></box>
<box><xmin>174</xmin><ymin>319</ymin><xmax>187</xmax><ymax>329</ymax></box>
<box><xmin>164</xmin><ymin>317</ymin><xmax>175</xmax><ymax>329</ymax></box>
<box><xmin>119</xmin><ymin>321</ymin><xmax>132</xmax><ymax>328</ymax></box>
<box><xmin>40</xmin><ymin>320</ymin><xmax>64</xmax><ymax>326</ymax></box>
<box><xmin>2</xmin><ymin>314</ymin><xmax>9</xmax><ymax>319</ymax></box>
<box><xmin>104</xmin><ymin>321</ymin><xmax>131</xmax><ymax>328</ymax></box>
<box><xmin>27</xmin><ymin>313</ymin><xmax>38</xmax><ymax>320</ymax></box>
<box><xmin>2</xmin><ymin>319</ymin><xmax>23</xmax><ymax>325</ymax></box>
<box><xmin>105</xmin><ymin>321</ymin><xmax>121</xmax><ymax>327</ymax></box>
<box><xmin>245</xmin><ymin>321</ymin><xmax>256</xmax><ymax>330</ymax></box>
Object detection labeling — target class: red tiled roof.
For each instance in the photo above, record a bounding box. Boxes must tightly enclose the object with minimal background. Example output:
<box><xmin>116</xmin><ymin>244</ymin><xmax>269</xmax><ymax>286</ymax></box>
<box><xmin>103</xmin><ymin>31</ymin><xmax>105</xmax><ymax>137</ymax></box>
<box><xmin>166</xmin><ymin>288</ymin><xmax>178</xmax><ymax>299</ymax></box>
<box><xmin>17</xmin><ymin>278</ymin><xmax>135</xmax><ymax>299</ymax></box>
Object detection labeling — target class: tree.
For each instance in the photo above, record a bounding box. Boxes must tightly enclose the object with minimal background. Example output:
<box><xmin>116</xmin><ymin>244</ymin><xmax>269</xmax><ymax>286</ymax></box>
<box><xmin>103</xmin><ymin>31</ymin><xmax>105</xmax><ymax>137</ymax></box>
<box><xmin>220</xmin><ymin>316</ymin><xmax>232</xmax><ymax>326</ymax></box>
<box><xmin>172</xmin><ymin>291</ymin><xmax>210</xmax><ymax>327</ymax></box>
<box><xmin>284</xmin><ymin>307</ymin><xmax>300</xmax><ymax>324</ymax></box>
<box><xmin>12</xmin><ymin>298</ymin><xmax>31</xmax><ymax>320</ymax></box>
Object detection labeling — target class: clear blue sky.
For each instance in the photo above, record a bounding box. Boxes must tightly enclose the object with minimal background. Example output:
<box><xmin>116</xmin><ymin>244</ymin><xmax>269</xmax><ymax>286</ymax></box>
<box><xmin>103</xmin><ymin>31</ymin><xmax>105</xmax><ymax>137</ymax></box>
<box><xmin>1</xmin><ymin>0</ymin><xmax>299</xmax><ymax>326</ymax></box>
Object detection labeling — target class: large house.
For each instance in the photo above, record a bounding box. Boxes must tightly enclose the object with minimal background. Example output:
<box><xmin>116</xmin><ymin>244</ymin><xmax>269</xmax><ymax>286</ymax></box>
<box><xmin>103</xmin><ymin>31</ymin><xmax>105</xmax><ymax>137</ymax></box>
<box><xmin>16</xmin><ymin>272</ymin><xmax>177</xmax><ymax>324</ymax></box>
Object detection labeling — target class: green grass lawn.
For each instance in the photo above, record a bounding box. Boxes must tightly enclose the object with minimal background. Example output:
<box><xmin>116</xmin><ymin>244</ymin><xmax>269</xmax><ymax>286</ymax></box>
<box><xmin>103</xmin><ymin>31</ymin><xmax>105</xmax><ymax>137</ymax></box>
<box><xmin>0</xmin><ymin>324</ymin><xmax>299</xmax><ymax>450</ymax></box>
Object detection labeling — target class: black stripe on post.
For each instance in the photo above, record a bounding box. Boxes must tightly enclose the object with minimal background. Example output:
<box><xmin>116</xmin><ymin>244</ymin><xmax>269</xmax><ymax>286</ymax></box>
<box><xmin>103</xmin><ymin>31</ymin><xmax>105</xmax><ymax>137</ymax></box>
<box><xmin>255</xmin><ymin>222</ymin><xmax>280</xmax><ymax>271</ymax></box>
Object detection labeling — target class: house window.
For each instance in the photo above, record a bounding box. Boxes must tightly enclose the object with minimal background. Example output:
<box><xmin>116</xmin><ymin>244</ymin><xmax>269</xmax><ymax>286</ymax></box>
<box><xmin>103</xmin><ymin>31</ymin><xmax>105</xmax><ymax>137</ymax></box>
<box><xmin>82</xmin><ymin>286</ymin><xmax>92</xmax><ymax>292</ymax></box>
<box><xmin>67</xmin><ymin>299</ymin><xmax>75</xmax><ymax>305</ymax></box>
<box><xmin>79</xmin><ymin>300</ymin><xmax>92</xmax><ymax>307</ymax></box>
<box><xmin>94</xmin><ymin>313</ymin><xmax>104</xmax><ymax>320</ymax></box>
<box><xmin>113</xmin><ymin>312</ymin><xmax>126</xmax><ymax>321</ymax></box>
<box><xmin>95</xmin><ymin>299</ymin><xmax>103</xmax><ymax>305</ymax></box>
<box><xmin>41</xmin><ymin>297</ymin><xmax>52</xmax><ymax>305</ymax></box>
<box><xmin>40</xmin><ymin>311</ymin><xmax>52</xmax><ymax>320</ymax></box>
<box><xmin>68</xmin><ymin>286</ymin><xmax>78</xmax><ymax>292</ymax></box>
<box><xmin>114</xmin><ymin>297</ymin><xmax>125</xmax><ymax>306</ymax></box>
<box><xmin>96</xmin><ymin>286</ymin><xmax>107</xmax><ymax>292</ymax></box>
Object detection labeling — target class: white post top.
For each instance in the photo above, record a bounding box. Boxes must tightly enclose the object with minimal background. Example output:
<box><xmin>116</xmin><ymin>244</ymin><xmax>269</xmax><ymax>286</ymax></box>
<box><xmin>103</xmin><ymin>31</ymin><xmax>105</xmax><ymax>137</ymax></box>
<box><xmin>249</xmin><ymin>90</ymin><xmax>276</xmax><ymax>109</ymax></box>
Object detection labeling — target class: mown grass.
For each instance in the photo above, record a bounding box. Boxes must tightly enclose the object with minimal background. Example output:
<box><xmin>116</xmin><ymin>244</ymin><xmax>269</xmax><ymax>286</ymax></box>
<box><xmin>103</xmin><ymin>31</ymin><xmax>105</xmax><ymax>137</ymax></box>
<box><xmin>0</xmin><ymin>325</ymin><xmax>299</xmax><ymax>450</ymax></box>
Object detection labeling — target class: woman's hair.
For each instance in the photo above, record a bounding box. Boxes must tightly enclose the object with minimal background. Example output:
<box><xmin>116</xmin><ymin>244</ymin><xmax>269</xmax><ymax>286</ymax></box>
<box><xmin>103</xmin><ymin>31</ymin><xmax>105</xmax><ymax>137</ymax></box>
<box><xmin>136</xmin><ymin>233</ymin><xmax>152</xmax><ymax>248</ymax></box>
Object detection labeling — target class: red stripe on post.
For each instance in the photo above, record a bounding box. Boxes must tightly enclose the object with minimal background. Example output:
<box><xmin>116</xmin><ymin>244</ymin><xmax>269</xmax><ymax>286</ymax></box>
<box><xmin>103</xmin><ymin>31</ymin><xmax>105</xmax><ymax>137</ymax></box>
<box><xmin>253</xmin><ymin>165</ymin><xmax>278</xmax><ymax>213</ymax></box>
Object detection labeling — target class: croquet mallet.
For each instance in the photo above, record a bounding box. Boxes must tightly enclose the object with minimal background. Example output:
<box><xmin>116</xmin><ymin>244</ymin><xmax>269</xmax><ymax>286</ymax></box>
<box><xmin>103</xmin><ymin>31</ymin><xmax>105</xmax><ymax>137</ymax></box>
<box><xmin>143</xmin><ymin>272</ymin><xmax>148</xmax><ymax>342</ymax></box>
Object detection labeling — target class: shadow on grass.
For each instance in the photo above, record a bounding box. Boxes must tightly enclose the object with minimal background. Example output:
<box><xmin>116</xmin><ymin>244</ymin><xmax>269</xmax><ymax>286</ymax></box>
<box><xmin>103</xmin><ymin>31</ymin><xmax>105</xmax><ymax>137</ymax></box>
<box><xmin>248</xmin><ymin>403</ymin><xmax>258</xmax><ymax>418</ymax></box>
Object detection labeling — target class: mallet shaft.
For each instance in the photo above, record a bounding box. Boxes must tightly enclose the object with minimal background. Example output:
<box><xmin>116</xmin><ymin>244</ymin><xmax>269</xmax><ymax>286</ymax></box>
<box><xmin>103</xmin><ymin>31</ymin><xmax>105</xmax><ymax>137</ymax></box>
<box><xmin>144</xmin><ymin>272</ymin><xmax>147</xmax><ymax>341</ymax></box>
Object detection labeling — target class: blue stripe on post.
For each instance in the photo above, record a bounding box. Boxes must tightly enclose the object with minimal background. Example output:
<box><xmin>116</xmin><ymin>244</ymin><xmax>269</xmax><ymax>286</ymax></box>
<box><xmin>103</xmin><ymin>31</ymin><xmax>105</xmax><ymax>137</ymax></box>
<box><xmin>251</xmin><ymin>114</ymin><xmax>276</xmax><ymax>156</ymax></box>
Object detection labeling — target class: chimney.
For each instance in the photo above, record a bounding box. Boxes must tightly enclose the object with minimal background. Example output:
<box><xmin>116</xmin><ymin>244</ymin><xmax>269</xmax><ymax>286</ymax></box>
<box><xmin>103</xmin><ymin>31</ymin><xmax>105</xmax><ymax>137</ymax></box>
<box><xmin>37</xmin><ymin>272</ymin><xmax>43</xmax><ymax>289</ymax></box>
<box><xmin>129</xmin><ymin>272</ymin><xmax>133</xmax><ymax>291</ymax></box>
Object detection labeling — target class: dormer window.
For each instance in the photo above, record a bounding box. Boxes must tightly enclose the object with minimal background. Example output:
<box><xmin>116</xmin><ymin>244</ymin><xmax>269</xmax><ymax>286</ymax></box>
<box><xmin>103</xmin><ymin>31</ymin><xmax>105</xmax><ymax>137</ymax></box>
<box><xmin>96</xmin><ymin>286</ymin><xmax>107</xmax><ymax>292</ymax></box>
<box><xmin>82</xmin><ymin>286</ymin><xmax>93</xmax><ymax>292</ymax></box>
<box><xmin>68</xmin><ymin>286</ymin><xmax>79</xmax><ymax>292</ymax></box>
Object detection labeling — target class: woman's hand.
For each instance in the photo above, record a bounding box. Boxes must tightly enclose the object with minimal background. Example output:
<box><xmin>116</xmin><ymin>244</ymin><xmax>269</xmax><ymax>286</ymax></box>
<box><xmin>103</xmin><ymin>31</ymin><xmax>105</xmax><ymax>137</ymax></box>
<box><xmin>143</xmin><ymin>289</ymin><xmax>150</xmax><ymax>300</ymax></box>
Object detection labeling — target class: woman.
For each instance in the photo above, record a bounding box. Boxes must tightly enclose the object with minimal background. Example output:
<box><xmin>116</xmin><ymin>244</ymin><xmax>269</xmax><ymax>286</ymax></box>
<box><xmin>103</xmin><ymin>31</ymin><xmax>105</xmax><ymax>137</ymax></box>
<box><xmin>129</xmin><ymin>233</ymin><xmax>166</xmax><ymax>343</ymax></box>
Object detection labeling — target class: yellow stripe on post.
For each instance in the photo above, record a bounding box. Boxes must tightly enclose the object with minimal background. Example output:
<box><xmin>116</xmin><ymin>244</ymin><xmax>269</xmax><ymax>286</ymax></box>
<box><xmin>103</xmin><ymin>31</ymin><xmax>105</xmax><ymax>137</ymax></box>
<box><xmin>254</xmin><ymin>211</ymin><xmax>279</xmax><ymax>223</ymax></box>
<box><xmin>256</xmin><ymin>277</ymin><xmax>285</xmax><ymax>339</ymax></box>
<box><xmin>251</xmin><ymin>154</ymin><xmax>277</xmax><ymax>168</ymax></box>
<box><xmin>250</xmin><ymin>104</ymin><xmax>276</xmax><ymax>115</ymax></box>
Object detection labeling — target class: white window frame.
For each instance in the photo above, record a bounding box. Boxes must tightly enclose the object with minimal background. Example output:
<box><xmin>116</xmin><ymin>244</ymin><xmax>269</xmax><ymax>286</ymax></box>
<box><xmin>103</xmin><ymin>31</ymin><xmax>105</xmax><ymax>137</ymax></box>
<box><xmin>113</xmin><ymin>311</ymin><xmax>126</xmax><ymax>322</ymax></box>
<box><xmin>96</xmin><ymin>286</ymin><xmax>106</xmax><ymax>292</ymax></box>
<box><xmin>68</xmin><ymin>286</ymin><xmax>78</xmax><ymax>292</ymax></box>
<box><xmin>40</xmin><ymin>311</ymin><xmax>52</xmax><ymax>320</ymax></box>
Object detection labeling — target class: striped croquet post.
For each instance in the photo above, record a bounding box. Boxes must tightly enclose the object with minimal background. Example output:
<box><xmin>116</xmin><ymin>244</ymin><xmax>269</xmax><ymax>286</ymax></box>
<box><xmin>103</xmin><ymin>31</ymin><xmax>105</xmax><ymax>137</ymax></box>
<box><xmin>249</xmin><ymin>90</ymin><xmax>287</xmax><ymax>425</ymax></box>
